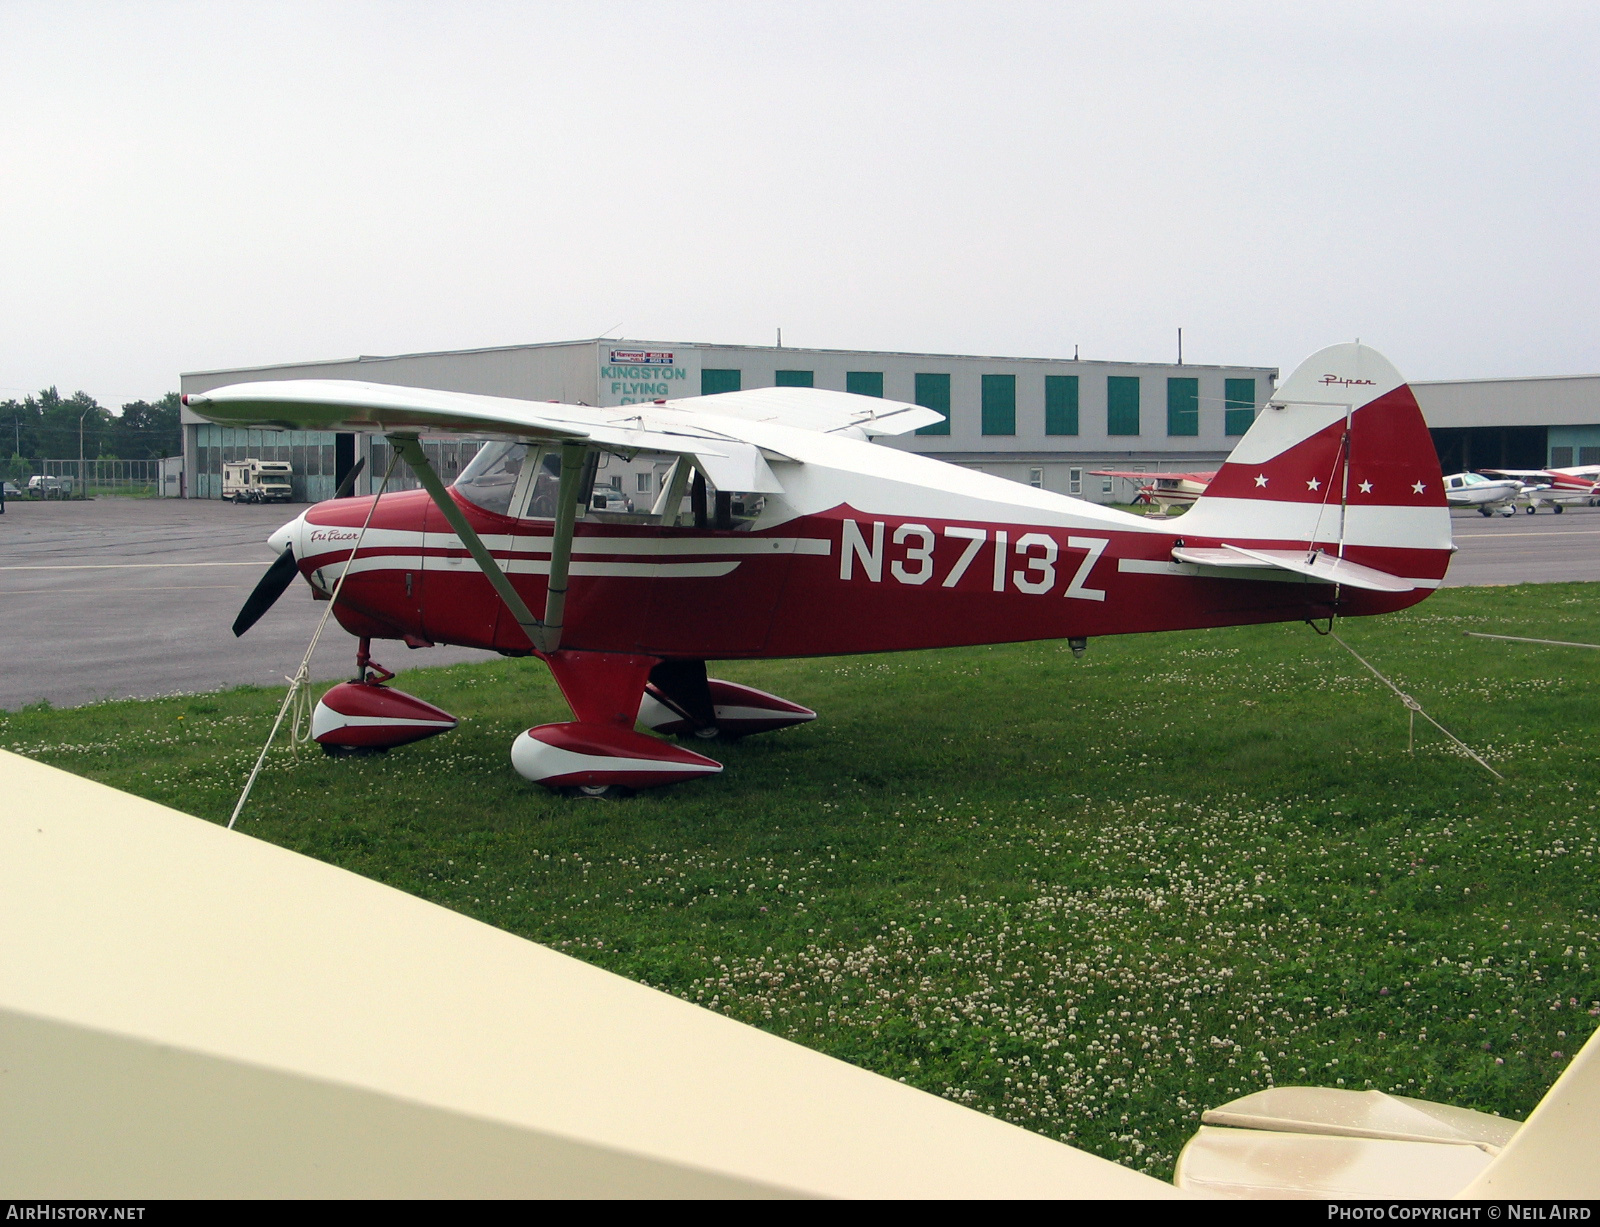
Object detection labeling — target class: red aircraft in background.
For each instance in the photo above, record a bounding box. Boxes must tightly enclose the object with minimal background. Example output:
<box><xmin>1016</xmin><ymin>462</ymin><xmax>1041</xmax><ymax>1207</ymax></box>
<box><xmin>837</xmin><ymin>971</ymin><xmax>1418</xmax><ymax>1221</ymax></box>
<box><xmin>186</xmin><ymin>342</ymin><xmax>1453</xmax><ymax>797</ymax></box>
<box><xmin>1087</xmin><ymin>469</ymin><xmax>1218</xmax><ymax>513</ymax></box>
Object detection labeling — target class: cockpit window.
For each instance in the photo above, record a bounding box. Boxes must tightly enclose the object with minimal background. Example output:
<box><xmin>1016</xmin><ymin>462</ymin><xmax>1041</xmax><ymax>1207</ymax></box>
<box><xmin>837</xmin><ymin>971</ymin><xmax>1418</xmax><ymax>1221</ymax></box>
<box><xmin>453</xmin><ymin>441</ymin><xmax>526</xmax><ymax>516</ymax></box>
<box><xmin>454</xmin><ymin>442</ymin><xmax>767</xmax><ymax>529</ymax></box>
<box><xmin>525</xmin><ymin>449</ymin><xmax>564</xmax><ymax>519</ymax></box>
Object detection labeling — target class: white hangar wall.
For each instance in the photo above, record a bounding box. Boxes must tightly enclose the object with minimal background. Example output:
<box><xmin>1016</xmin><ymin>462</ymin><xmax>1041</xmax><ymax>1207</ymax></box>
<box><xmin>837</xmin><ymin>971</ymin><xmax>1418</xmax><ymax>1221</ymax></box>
<box><xmin>1413</xmin><ymin>374</ymin><xmax>1600</xmax><ymax>473</ymax></box>
<box><xmin>179</xmin><ymin>339</ymin><xmax>1279</xmax><ymax>503</ymax></box>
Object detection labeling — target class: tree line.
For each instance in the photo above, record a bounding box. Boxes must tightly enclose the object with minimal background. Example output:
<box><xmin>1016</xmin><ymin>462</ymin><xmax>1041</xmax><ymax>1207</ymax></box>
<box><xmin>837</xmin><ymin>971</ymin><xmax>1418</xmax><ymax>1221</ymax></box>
<box><xmin>3</xmin><ymin>387</ymin><xmax>182</xmax><ymax>463</ymax></box>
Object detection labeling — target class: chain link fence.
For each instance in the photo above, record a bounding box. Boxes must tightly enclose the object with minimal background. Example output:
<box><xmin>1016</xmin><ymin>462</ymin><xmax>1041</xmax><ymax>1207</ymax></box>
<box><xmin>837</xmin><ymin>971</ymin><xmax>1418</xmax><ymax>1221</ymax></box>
<box><xmin>3</xmin><ymin>458</ymin><xmax>164</xmax><ymax>498</ymax></box>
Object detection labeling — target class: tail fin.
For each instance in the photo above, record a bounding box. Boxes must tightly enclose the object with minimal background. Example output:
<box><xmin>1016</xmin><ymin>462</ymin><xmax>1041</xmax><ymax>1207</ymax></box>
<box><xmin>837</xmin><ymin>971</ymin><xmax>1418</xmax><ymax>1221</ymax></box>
<box><xmin>1179</xmin><ymin>343</ymin><xmax>1452</xmax><ymax>586</ymax></box>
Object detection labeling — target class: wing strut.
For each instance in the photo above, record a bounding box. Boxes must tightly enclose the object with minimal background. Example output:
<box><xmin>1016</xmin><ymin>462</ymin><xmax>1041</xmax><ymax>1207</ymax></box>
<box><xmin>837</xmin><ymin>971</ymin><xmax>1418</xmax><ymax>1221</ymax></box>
<box><xmin>389</xmin><ymin>435</ymin><xmax>585</xmax><ymax>654</ymax></box>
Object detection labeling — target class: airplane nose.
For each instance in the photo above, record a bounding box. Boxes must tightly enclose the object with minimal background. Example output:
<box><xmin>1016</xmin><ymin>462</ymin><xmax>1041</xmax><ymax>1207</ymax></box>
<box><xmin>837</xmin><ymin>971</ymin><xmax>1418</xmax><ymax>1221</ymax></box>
<box><xmin>267</xmin><ymin>513</ymin><xmax>304</xmax><ymax>557</ymax></box>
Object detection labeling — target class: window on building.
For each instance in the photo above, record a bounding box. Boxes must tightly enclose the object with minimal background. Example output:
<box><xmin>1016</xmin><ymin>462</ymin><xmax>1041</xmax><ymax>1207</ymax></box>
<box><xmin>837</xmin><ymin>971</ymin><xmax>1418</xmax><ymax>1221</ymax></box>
<box><xmin>1167</xmin><ymin>377</ymin><xmax>1199</xmax><ymax>437</ymax></box>
<box><xmin>1107</xmin><ymin>376</ymin><xmax>1140</xmax><ymax>436</ymax></box>
<box><xmin>846</xmin><ymin>371</ymin><xmax>883</xmax><ymax>397</ymax></box>
<box><xmin>1583</xmin><ymin>447</ymin><xmax>1600</xmax><ymax>465</ymax></box>
<box><xmin>1225</xmin><ymin>378</ymin><xmax>1257</xmax><ymax>436</ymax></box>
<box><xmin>775</xmin><ymin>370</ymin><xmax>813</xmax><ymax>387</ymax></box>
<box><xmin>1028</xmin><ymin>467</ymin><xmax>1044</xmax><ymax>488</ymax></box>
<box><xmin>1069</xmin><ymin>467</ymin><xmax>1082</xmax><ymax>495</ymax></box>
<box><xmin>701</xmin><ymin>369</ymin><xmax>742</xmax><ymax>395</ymax></box>
<box><xmin>637</xmin><ymin>471</ymin><xmax>653</xmax><ymax>493</ymax></box>
<box><xmin>1101</xmin><ymin>476</ymin><xmax>1114</xmax><ymax>494</ymax></box>
<box><xmin>1551</xmin><ymin>446</ymin><xmax>1575</xmax><ymax>467</ymax></box>
<box><xmin>982</xmin><ymin>374</ymin><xmax>1016</xmax><ymax>436</ymax></box>
<box><xmin>1045</xmin><ymin>375</ymin><xmax>1079</xmax><ymax>435</ymax></box>
<box><xmin>914</xmin><ymin>373</ymin><xmax>951</xmax><ymax>436</ymax></box>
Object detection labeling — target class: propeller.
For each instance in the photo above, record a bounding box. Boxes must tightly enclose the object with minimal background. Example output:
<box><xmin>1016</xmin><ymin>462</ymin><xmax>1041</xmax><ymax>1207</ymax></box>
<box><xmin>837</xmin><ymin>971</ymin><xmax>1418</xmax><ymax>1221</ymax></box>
<box><xmin>334</xmin><ymin>455</ymin><xmax>366</xmax><ymax>499</ymax></box>
<box><xmin>231</xmin><ymin>457</ymin><xmax>369</xmax><ymax>636</ymax></box>
<box><xmin>232</xmin><ymin>547</ymin><xmax>301</xmax><ymax>637</ymax></box>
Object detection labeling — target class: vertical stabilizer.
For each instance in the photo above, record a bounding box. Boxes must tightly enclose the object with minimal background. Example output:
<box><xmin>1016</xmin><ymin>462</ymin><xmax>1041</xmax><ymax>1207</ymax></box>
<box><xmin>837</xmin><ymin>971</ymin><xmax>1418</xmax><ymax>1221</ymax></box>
<box><xmin>1179</xmin><ymin>343</ymin><xmax>1451</xmax><ymax>584</ymax></box>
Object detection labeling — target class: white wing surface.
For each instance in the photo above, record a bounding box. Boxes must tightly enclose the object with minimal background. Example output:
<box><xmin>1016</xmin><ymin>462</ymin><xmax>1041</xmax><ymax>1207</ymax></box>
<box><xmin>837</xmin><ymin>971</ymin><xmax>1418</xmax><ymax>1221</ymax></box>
<box><xmin>665</xmin><ymin>386</ymin><xmax>944</xmax><ymax>436</ymax></box>
<box><xmin>183</xmin><ymin>380</ymin><xmax>797</xmax><ymax>492</ymax></box>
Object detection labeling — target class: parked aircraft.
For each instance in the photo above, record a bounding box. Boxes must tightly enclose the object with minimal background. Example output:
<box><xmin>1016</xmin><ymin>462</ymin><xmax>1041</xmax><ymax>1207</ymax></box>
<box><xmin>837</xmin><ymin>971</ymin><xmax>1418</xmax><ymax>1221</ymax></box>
<box><xmin>1086</xmin><ymin>469</ymin><xmax>1216</xmax><ymax>513</ymax></box>
<box><xmin>1443</xmin><ymin>471</ymin><xmax>1524</xmax><ymax>516</ymax></box>
<box><xmin>186</xmin><ymin>342</ymin><xmax>1453</xmax><ymax>796</ymax></box>
<box><xmin>1481</xmin><ymin>466</ymin><xmax>1600</xmax><ymax>513</ymax></box>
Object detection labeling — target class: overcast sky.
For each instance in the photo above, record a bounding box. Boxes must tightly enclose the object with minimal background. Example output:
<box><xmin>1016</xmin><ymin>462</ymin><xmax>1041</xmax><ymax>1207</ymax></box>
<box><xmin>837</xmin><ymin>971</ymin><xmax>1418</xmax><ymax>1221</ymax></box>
<box><xmin>2</xmin><ymin>1</ymin><xmax>1597</xmax><ymax>409</ymax></box>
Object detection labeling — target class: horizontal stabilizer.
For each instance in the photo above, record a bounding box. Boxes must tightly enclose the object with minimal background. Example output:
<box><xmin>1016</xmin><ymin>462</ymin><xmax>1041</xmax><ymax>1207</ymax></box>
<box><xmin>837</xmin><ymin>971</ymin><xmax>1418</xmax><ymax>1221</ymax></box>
<box><xmin>1172</xmin><ymin>544</ymin><xmax>1417</xmax><ymax>593</ymax></box>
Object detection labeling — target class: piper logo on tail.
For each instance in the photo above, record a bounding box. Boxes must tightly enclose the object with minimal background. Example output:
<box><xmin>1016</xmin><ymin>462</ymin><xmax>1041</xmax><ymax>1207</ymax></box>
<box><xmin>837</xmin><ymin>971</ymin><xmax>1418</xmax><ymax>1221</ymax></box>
<box><xmin>1319</xmin><ymin>375</ymin><xmax>1378</xmax><ymax>387</ymax></box>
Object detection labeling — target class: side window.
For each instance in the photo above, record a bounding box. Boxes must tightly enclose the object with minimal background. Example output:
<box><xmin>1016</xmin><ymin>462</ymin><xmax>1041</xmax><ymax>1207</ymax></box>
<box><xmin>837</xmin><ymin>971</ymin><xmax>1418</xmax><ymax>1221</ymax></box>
<box><xmin>524</xmin><ymin>449</ymin><xmax>564</xmax><ymax>518</ymax></box>
<box><xmin>452</xmin><ymin>441</ymin><xmax>528</xmax><ymax>517</ymax></box>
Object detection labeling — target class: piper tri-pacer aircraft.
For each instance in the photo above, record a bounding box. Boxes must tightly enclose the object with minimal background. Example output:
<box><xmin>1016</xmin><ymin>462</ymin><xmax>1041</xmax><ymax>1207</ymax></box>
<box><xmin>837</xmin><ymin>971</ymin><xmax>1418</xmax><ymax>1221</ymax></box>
<box><xmin>187</xmin><ymin>342</ymin><xmax>1454</xmax><ymax>797</ymax></box>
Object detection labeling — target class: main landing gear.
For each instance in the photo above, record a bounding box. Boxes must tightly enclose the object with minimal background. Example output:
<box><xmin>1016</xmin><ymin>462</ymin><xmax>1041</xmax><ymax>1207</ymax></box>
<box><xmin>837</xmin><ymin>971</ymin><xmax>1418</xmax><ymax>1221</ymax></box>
<box><xmin>312</xmin><ymin>642</ymin><xmax>814</xmax><ymax>798</ymax></box>
<box><xmin>311</xmin><ymin>639</ymin><xmax>459</xmax><ymax>756</ymax></box>
<box><xmin>510</xmin><ymin>653</ymin><xmax>816</xmax><ymax>799</ymax></box>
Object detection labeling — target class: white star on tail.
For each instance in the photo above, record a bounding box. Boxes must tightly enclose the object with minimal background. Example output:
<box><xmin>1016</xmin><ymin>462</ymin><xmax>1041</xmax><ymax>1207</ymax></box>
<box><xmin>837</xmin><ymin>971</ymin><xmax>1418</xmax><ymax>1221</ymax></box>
<box><xmin>1412</xmin><ymin>481</ymin><xmax>1426</xmax><ymax>494</ymax></box>
<box><xmin>1254</xmin><ymin>474</ymin><xmax>1269</xmax><ymax>487</ymax></box>
<box><xmin>1307</xmin><ymin>477</ymin><xmax>1321</xmax><ymax>491</ymax></box>
<box><xmin>1359</xmin><ymin>480</ymin><xmax>1373</xmax><ymax>494</ymax></box>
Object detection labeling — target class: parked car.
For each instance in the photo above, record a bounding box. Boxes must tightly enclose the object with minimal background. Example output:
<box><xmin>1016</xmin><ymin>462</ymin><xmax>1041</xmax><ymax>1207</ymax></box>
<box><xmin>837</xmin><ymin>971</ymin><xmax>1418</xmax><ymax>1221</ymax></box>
<box><xmin>589</xmin><ymin>488</ymin><xmax>633</xmax><ymax>513</ymax></box>
<box><xmin>1</xmin><ymin>481</ymin><xmax>20</xmax><ymax>498</ymax></box>
<box><xmin>27</xmin><ymin>475</ymin><xmax>72</xmax><ymax>499</ymax></box>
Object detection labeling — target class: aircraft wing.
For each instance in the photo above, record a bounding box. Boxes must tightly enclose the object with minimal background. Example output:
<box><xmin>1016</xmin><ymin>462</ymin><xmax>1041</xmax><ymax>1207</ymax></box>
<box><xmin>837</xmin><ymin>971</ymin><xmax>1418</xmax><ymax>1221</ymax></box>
<box><xmin>1089</xmin><ymin>470</ymin><xmax>1215</xmax><ymax>483</ymax></box>
<box><xmin>663</xmin><ymin>387</ymin><xmax>945</xmax><ymax>436</ymax></box>
<box><xmin>183</xmin><ymin>380</ymin><xmax>786</xmax><ymax>493</ymax></box>
<box><xmin>1480</xmin><ymin>468</ymin><xmax>1555</xmax><ymax>480</ymax></box>
<box><xmin>1171</xmin><ymin>544</ymin><xmax>1417</xmax><ymax>592</ymax></box>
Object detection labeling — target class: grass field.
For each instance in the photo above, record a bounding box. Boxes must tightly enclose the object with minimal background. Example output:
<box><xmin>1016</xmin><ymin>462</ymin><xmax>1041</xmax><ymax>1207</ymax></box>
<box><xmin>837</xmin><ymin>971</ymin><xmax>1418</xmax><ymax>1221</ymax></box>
<box><xmin>7</xmin><ymin>583</ymin><xmax>1600</xmax><ymax>1179</ymax></box>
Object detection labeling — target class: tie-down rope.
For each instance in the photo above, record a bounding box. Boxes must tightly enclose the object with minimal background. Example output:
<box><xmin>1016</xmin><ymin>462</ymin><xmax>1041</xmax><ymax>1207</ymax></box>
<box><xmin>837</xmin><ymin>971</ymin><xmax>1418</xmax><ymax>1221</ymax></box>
<box><xmin>1328</xmin><ymin>629</ymin><xmax>1503</xmax><ymax>780</ymax></box>
<box><xmin>227</xmin><ymin>451</ymin><xmax>399</xmax><ymax>830</ymax></box>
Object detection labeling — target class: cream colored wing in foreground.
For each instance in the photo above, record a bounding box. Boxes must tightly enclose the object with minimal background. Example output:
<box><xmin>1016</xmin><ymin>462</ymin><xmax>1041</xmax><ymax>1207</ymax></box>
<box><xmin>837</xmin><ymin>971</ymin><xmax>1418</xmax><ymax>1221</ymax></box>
<box><xmin>0</xmin><ymin>750</ymin><xmax>1179</xmax><ymax>1200</ymax></box>
<box><xmin>1200</xmin><ymin>1086</ymin><xmax>1520</xmax><ymax>1152</ymax></box>
<box><xmin>1175</xmin><ymin>1127</ymin><xmax>1495</xmax><ymax>1200</ymax></box>
<box><xmin>1177</xmin><ymin>1023</ymin><xmax>1600</xmax><ymax>1199</ymax></box>
<box><xmin>1461</xmin><ymin>1018</ymin><xmax>1600</xmax><ymax>1198</ymax></box>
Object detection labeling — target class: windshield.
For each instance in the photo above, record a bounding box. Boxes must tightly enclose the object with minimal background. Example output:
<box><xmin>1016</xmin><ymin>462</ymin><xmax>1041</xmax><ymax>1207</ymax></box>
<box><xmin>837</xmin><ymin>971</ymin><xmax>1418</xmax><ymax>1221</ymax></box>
<box><xmin>453</xmin><ymin>441</ymin><xmax>527</xmax><ymax>516</ymax></box>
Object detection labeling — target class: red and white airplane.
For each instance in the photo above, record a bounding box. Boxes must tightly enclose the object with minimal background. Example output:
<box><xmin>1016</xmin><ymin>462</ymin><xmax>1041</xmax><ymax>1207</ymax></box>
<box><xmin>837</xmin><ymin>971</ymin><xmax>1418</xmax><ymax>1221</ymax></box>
<box><xmin>1087</xmin><ymin>469</ymin><xmax>1217</xmax><ymax>512</ymax></box>
<box><xmin>1480</xmin><ymin>465</ymin><xmax>1600</xmax><ymax>514</ymax></box>
<box><xmin>186</xmin><ymin>342</ymin><xmax>1453</xmax><ymax>797</ymax></box>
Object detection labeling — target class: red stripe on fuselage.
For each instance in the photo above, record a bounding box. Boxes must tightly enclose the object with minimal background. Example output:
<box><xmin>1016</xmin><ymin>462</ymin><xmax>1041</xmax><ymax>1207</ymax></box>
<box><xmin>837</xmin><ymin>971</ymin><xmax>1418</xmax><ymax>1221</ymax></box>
<box><xmin>299</xmin><ymin>492</ymin><xmax>1446</xmax><ymax>659</ymax></box>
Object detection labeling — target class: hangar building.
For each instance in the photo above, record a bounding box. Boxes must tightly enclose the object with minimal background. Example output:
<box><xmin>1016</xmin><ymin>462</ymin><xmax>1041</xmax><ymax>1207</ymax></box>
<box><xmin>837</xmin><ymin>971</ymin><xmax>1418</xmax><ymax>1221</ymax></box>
<box><xmin>178</xmin><ymin>339</ymin><xmax>1278</xmax><ymax>504</ymax></box>
<box><xmin>1413</xmin><ymin>375</ymin><xmax>1600</xmax><ymax>473</ymax></box>
<box><xmin>179</xmin><ymin>340</ymin><xmax>1600</xmax><ymax>502</ymax></box>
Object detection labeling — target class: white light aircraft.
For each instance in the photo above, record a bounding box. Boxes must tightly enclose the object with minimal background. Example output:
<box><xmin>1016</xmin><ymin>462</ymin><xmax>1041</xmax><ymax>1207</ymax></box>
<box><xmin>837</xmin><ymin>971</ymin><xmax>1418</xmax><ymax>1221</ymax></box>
<box><xmin>1442</xmin><ymin>471</ymin><xmax>1524</xmax><ymax>516</ymax></box>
